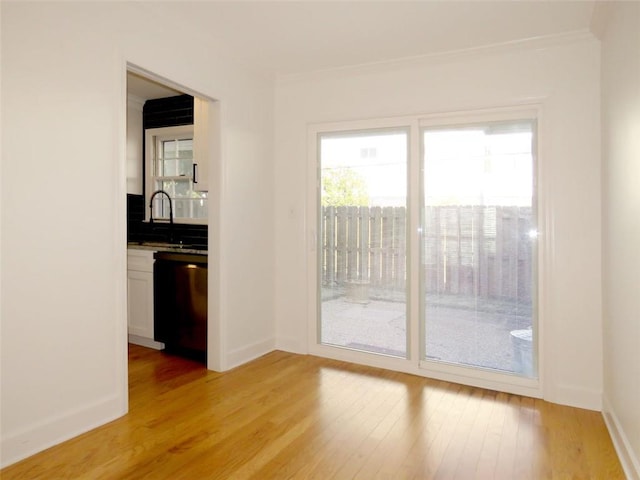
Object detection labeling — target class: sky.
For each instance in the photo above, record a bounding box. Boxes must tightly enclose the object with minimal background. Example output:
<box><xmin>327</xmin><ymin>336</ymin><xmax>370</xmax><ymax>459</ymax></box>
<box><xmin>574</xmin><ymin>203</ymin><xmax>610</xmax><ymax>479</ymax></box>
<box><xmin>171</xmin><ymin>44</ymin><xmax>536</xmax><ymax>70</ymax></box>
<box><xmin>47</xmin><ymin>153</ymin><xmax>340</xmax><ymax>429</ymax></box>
<box><xmin>320</xmin><ymin>123</ymin><xmax>534</xmax><ymax>207</ymax></box>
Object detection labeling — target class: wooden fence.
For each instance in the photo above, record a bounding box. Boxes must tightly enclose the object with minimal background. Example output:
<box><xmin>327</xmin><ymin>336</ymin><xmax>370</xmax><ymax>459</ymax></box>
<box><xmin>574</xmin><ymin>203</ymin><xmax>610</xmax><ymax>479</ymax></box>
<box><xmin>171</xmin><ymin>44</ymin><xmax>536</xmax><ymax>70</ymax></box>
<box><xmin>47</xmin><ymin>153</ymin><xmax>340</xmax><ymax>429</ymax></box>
<box><xmin>321</xmin><ymin>205</ymin><xmax>533</xmax><ymax>302</ymax></box>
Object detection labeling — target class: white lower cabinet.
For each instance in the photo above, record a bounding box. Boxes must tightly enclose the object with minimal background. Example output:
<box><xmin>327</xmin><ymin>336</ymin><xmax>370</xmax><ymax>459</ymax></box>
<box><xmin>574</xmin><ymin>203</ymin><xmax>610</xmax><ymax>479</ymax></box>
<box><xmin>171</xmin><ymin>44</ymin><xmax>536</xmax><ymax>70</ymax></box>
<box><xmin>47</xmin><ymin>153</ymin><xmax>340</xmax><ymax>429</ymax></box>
<box><xmin>127</xmin><ymin>249</ymin><xmax>164</xmax><ymax>349</ymax></box>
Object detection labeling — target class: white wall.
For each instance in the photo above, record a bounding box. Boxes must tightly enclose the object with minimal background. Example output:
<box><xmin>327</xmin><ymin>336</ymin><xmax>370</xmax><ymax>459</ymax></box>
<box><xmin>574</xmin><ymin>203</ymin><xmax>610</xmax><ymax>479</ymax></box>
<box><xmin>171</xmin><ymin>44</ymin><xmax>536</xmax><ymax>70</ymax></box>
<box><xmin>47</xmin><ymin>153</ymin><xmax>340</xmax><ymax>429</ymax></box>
<box><xmin>274</xmin><ymin>35</ymin><xmax>603</xmax><ymax>410</ymax></box>
<box><xmin>0</xmin><ymin>2</ymin><xmax>274</xmax><ymax>466</ymax></box>
<box><xmin>601</xmin><ymin>2</ymin><xmax>640</xmax><ymax>478</ymax></box>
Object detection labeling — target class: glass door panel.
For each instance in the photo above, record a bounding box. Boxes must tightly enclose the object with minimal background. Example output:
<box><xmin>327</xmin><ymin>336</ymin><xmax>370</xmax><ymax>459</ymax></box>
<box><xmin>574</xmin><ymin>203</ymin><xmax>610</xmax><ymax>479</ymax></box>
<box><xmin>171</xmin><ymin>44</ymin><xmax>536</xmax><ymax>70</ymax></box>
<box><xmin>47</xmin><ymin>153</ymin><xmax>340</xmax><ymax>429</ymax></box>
<box><xmin>319</xmin><ymin>130</ymin><xmax>408</xmax><ymax>358</ymax></box>
<box><xmin>422</xmin><ymin>121</ymin><xmax>536</xmax><ymax>376</ymax></box>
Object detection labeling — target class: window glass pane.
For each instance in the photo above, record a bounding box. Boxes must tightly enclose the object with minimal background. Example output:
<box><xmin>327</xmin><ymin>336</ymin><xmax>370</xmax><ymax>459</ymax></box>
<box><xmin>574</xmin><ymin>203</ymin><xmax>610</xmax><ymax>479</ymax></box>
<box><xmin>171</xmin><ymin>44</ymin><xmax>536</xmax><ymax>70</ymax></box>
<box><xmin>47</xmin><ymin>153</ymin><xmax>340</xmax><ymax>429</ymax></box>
<box><xmin>174</xmin><ymin>197</ymin><xmax>208</xmax><ymax>220</ymax></box>
<box><xmin>160</xmin><ymin>140</ymin><xmax>175</xmax><ymax>176</ymax></box>
<box><xmin>422</xmin><ymin>120</ymin><xmax>536</xmax><ymax>377</ymax></box>
<box><xmin>179</xmin><ymin>159</ymin><xmax>192</xmax><ymax>177</ymax></box>
<box><xmin>174</xmin><ymin>198</ymin><xmax>188</xmax><ymax>219</ymax></box>
<box><xmin>162</xmin><ymin>140</ymin><xmax>176</xmax><ymax>158</ymax></box>
<box><xmin>177</xmin><ymin>139</ymin><xmax>193</xmax><ymax>158</ymax></box>
<box><xmin>319</xmin><ymin>130</ymin><xmax>408</xmax><ymax>358</ymax></box>
<box><xmin>160</xmin><ymin>139</ymin><xmax>193</xmax><ymax>177</ymax></box>
<box><xmin>160</xmin><ymin>180</ymin><xmax>176</xmax><ymax>197</ymax></box>
<box><xmin>173</xmin><ymin>180</ymin><xmax>190</xmax><ymax>198</ymax></box>
<box><xmin>189</xmin><ymin>193</ymin><xmax>208</xmax><ymax>220</ymax></box>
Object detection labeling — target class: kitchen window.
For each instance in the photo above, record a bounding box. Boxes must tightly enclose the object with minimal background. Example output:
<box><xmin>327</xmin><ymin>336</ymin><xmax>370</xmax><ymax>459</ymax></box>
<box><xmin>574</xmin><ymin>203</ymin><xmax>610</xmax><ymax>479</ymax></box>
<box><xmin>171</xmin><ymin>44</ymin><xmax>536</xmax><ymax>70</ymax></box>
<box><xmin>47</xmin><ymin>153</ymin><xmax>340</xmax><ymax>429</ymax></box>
<box><xmin>145</xmin><ymin>125</ymin><xmax>208</xmax><ymax>224</ymax></box>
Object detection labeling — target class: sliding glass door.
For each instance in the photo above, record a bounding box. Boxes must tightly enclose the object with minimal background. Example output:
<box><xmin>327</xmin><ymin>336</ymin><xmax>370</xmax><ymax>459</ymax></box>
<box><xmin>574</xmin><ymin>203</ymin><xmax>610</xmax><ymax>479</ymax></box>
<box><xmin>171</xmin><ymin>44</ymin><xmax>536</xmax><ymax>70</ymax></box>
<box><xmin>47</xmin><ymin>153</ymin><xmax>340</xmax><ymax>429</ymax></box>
<box><xmin>313</xmin><ymin>111</ymin><xmax>538</xmax><ymax>388</ymax></box>
<box><xmin>318</xmin><ymin>129</ymin><xmax>408</xmax><ymax>358</ymax></box>
<box><xmin>421</xmin><ymin>120</ymin><xmax>536</xmax><ymax>377</ymax></box>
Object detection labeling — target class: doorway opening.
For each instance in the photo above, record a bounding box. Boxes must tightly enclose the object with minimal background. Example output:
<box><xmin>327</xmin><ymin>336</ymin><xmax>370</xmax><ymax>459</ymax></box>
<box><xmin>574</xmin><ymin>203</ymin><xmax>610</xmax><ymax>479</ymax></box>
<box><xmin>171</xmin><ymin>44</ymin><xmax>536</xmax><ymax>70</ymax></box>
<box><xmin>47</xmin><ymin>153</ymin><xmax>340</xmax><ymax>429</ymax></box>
<box><xmin>124</xmin><ymin>64</ymin><xmax>220</xmax><ymax>377</ymax></box>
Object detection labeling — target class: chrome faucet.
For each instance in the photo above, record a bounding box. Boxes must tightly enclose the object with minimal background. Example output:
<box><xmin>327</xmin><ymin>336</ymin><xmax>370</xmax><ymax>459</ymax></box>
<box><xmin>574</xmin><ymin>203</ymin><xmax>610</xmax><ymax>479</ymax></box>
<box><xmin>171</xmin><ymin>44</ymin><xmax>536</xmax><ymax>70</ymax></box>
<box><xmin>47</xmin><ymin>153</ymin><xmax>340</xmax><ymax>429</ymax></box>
<box><xmin>149</xmin><ymin>190</ymin><xmax>174</xmax><ymax>242</ymax></box>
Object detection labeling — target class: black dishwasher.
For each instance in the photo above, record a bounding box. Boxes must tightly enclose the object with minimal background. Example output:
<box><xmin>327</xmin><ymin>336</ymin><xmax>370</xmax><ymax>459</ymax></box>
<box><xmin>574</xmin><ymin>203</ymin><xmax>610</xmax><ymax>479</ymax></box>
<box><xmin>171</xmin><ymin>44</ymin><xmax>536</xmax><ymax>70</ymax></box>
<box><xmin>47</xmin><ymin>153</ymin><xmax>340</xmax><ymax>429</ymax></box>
<box><xmin>154</xmin><ymin>252</ymin><xmax>207</xmax><ymax>363</ymax></box>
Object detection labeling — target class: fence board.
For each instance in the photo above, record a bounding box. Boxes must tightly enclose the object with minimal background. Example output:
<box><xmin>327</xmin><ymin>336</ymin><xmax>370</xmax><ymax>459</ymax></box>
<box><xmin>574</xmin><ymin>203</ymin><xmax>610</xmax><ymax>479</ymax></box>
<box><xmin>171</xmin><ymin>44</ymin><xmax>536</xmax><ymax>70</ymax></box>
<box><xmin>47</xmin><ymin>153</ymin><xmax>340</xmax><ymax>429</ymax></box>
<box><xmin>381</xmin><ymin>206</ymin><xmax>393</xmax><ymax>288</ymax></box>
<box><xmin>324</xmin><ymin>206</ymin><xmax>335</xmax><ymax>286</ymax></box>
<box><xmin>359</xmin><ymin>207</ymin><xmax>369</xmax><ymax>281</ymax></box>
<box><xmin>393</xmin><ymin>207</ymin><xmax>406</xmax><ymax>290</ymax></box>
<box><xmin>335</xmin><ymin>206</ymin><xmax>347</xmax><ymax>284</ymax></box>
<box><xmin>321</xmin><ymin>205</ymin><xmax>532</xmax><ymax>303</ymax></box>
<box><xmin>370</xmin><ymin>207</ymin><xmax>382</xmax><ymax>287</ymax></box>
<box><xmin>347</xmin><ymin>207</ymin><xmax>358</xmax><ymax>281</ymax></box>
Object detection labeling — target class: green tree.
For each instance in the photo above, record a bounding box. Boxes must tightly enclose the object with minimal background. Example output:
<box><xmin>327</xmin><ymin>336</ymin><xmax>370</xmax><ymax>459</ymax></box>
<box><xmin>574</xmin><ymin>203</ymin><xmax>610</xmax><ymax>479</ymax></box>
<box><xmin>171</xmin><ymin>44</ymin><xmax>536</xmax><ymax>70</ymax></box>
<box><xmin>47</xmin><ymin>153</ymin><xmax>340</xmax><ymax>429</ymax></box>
<box><xmin>322</xmin><ymin>169</ymin><xmax>369</xmax><ymax>206</ymax></box>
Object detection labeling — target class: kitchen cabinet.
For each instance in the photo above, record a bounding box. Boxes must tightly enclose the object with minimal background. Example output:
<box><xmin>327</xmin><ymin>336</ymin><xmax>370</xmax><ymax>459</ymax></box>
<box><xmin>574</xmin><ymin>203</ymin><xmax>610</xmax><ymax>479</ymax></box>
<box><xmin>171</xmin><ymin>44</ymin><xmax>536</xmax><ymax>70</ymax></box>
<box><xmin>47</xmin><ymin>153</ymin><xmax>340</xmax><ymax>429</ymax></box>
<box><xmin>127</xmin><ymin>249</ymin><xmax>164</xmax><ymax>349</ymax></box>
<box><xmin>126</xmin><ymin>95</ymin><xmax>144</xmax><ymax>195</ymax></box>
<box><xmin>193</xmin><ymin>97</ymin><xmax>219</xmax><ymax>193</ymax></box>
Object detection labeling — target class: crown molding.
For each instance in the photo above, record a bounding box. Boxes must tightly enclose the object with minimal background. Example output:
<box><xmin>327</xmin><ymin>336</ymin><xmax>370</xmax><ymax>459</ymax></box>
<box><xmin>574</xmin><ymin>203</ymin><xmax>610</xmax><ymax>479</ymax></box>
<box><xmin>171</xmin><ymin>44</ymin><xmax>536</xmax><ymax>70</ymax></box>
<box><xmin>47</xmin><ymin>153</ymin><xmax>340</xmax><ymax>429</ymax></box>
<box><xmin>278</xmin><ymin>29</ymin><xmax>598</xmax><ymax>86</ymax></box>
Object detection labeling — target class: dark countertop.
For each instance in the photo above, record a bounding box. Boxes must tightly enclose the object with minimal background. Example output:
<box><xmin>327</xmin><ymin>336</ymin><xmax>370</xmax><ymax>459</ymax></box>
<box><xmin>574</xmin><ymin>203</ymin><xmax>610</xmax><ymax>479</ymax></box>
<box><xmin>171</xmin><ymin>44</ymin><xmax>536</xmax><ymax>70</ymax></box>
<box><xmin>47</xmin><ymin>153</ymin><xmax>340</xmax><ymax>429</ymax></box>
<box><xmin>127</xmin><ymin>242</ymin><xmax>208</xmax><ymax>256</ymax></box>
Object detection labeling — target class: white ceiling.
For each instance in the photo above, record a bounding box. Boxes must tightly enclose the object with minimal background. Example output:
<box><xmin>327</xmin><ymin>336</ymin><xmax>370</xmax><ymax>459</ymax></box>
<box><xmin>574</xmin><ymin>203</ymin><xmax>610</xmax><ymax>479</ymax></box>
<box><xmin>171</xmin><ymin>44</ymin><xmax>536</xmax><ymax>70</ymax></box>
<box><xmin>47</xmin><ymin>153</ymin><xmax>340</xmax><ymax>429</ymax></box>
<box><xmin>129</xmin><ymin>1</ymin><xmax>597</xmax><ymax>98</ymax></box>
<box><xmin>149</xmin><ymin>1</ymin><xmax>597</xmax><ymax>76</ymax></box>
<box><xmin>127</xmin><ymin>72</ymin><xmax>183</xmax><ymax>100</ymax></box>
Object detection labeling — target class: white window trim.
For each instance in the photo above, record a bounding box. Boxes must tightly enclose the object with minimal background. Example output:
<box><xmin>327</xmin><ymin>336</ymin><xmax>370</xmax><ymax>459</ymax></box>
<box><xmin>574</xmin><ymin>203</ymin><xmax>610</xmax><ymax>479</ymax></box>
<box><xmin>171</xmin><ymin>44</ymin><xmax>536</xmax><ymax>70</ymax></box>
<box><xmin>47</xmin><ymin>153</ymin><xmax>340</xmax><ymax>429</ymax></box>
<box><xmin>144</xmin><ymin>125</ymin><xmax>207</xmax><ymax>225</ymax></box>
<box><xmin>306</xmin><ymin>104</ymin><xmax>545</xmax><ymax>399</ymax></box>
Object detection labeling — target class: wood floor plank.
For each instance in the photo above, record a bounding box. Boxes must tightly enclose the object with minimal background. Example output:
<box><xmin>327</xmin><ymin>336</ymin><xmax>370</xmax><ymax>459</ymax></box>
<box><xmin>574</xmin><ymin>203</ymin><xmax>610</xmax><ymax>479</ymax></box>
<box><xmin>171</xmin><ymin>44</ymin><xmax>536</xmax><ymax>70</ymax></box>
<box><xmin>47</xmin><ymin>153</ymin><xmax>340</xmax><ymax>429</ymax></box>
<box><xmin>475</xmin><ymin>390</ymin><xmax>509</xmax><ymax>478</ymax></box>
<box><xmin>0</xmin><ymin>345</ymin><xmax>626</xmax><ymax>479</ymax></box>
<box><xmin>580</xmin><ymin>407</ymin><xmax>627</xmax><ymax>478</ymax></box>
<box><xmin>492</xmin><ymin>394</ymin><xmax>521</xmax><ymax>479</ymax></box>
<box><xmin>250</xmin><ymin>366</ymin><xmax>374</xmax><ymax>479</ymax></box>
<box><xmin>367</xmin><ymin>378</ymin><xmax>442</xmax><ymax>479</ymax></box>
<box><xmin>428</xmin><ymin>385</ymin><xmax>480</xmax><ymax>479</ymax></box>
<box><xmin>301</xmin><ymin>371</ymin><xmax>407</xmax><ymax>478</ymax></box>
<box><xmin>512</xmin><ymin>395</ymin><xmax>536</xmax><ymax>480</ymax></box>
<box><xmin>395</xmin><ymin>379</ymin><xmax>455</xmax><ymax>478</ymax></box>
<box><xmin>451</xmin><ymin>388</ymin><xmax>497</xmax><ymax>479</ymax></box>
<box><xmin>342</xmin><ymin>375</ymin><xmax>424</xmax><ymax>479</ymax></box>
<box><xmin>405</xmin><ymin>381</ymin><xmax>466</xmax><ymax>479</ymax></box>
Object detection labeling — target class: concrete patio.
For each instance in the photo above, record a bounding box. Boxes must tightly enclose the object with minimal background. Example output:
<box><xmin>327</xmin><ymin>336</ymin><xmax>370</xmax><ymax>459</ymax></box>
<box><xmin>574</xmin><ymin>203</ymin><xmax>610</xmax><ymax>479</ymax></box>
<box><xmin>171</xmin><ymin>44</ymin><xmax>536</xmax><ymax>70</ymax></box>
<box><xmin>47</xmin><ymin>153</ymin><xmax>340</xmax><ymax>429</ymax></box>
<box><xmin>321</xmin><ymin>294</ymin><xmax>533</xmax><ymax>375</ymax></box>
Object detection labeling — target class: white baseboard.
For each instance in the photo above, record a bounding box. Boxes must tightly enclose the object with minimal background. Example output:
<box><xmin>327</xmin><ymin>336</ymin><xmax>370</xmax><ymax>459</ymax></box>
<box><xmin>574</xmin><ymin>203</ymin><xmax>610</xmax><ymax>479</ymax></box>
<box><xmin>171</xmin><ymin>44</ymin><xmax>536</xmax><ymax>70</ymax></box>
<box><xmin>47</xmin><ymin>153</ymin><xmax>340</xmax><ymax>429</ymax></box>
<box><xmin>128</xmin><ymin>334</ymin><xmax>164</xmax><ymax>350</ymax></box>
<box><xmin>226</xmin><ymin>337</ymin><xmax>276</xmax><ymax>370</ymax></box>
<box><xmin>0</xmin><ymin>394</ymin><xmax>125</xmax><ymax>469</ymax></box>
<box><xmin>603</xmin><ymin>396</ymin><xmax>640</xmax><ymax>480</ymax></box>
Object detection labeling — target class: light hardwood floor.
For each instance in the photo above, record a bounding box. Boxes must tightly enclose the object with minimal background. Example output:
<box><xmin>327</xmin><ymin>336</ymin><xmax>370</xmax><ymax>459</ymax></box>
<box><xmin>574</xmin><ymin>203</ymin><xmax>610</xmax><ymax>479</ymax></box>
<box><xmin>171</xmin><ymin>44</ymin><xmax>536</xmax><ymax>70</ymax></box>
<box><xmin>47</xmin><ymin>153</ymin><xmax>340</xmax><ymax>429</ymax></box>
<box><xmin>2</xmin><ymin>345</ymin><xmax>625</xmax><ymax>479</ymax></box>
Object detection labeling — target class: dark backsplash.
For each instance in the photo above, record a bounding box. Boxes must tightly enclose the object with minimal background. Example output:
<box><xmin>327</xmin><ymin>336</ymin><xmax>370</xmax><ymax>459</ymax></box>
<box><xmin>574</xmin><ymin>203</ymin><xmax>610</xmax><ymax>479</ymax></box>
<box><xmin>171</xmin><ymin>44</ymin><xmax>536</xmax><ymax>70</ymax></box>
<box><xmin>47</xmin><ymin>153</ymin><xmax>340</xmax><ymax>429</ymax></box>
<box><xmin>143</xmin><ymin>94</ymin><xmax>193</xmax><ymax>129</ymax></box>
<box><xmin>127</xmin><ymin>194</ymin><xmax>208</xmax><ymax>248</ymax></box>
